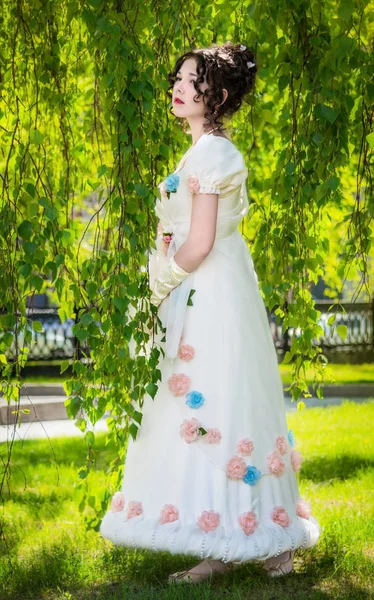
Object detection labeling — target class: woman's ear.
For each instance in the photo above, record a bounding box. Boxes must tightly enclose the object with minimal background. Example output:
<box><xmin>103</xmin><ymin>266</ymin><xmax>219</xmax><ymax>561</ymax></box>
<box><xmin>220</xmin><ymin>89</ymin><xmax>228</xmax><ymax>106</ymax></box>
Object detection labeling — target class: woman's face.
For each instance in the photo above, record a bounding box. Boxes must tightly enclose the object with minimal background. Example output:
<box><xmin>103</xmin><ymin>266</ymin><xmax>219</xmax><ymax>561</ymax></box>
<box><xmin>172</xmin><ymin>57</ymin><xmax>209</xmax><ymax>120</ymax></box>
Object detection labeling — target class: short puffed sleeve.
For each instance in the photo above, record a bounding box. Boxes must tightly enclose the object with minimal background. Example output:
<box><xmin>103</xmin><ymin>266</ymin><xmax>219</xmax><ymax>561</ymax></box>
<box><xmin>184</xmin><ymin>136</ymin><xmax>248</xmax><ymax>198</ymax></box>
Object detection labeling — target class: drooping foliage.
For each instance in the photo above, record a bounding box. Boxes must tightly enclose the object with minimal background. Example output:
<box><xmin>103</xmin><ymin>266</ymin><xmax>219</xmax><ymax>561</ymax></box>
<box><xmin>0</xmin><ymin>0</ymin><xmax>372</xmax><ymax>531</ymax></box>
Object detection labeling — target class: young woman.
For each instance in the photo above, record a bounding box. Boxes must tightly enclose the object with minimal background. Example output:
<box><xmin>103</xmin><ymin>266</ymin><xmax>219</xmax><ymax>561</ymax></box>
<box><xmin>100</xmin><ymin>41</ymin><xmax>321</xmax><ymax>584</ymax></box>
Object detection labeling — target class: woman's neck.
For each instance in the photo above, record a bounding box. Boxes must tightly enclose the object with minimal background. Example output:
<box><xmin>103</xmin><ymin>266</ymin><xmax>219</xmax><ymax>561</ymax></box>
<box><xmin>189</xmin><ymin>122</ymin><xmax>229</xmax><ymax>146</ymax></box>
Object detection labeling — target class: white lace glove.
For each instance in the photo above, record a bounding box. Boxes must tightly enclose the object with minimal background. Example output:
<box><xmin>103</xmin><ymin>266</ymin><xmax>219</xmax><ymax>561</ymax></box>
<box><xmin>150</xmin><ymin>255</ymin><xmax>191</xmax><ymax>307</ymax></box>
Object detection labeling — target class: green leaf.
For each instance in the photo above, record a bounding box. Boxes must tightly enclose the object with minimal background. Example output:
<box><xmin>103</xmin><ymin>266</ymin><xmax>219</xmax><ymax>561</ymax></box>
<box><xmin>72</xmin><ymin>325</ymin><xmax>89</xmax><ymax>342</ymax></box>
<box><xmin>75</xmin><ymin>418</ymin><xmax>87</xmax><ymax>432</ymax></box>
<box><xmin>129</xmin><ymin>423</ymin><xmax>139</xmax><ymax>440</ymax></box>
<box><xmin>320</xmin><ymin>104</ymin><xmax>338</xmax><ymax>124</ymax></box>
<box><xmin>78</xmin><ymin>466</ymin><xmax>88</xmax><ymax>478</ymax></box>
<box><xmin>132</xmin><ymin>410</ymin><xmax>143</xmax><ymax>425</ymax></box>
<box><xmin>129</xmin><ymin>80</ymin><xmax>145</xmax><ymax>98</ymax></box>
<box><xmin>118</xmin><ymin>102</ymin><xmax>135</xmax><ymax>120</ymax></box>
<box><xmin>135</xmin><ymin>183</ymin><xmax>149</xmax><ymax>198</ymax></box>
<box><xmin>262</xmin><ymin>109</ymin><xmax>276</xmax><ymax>124</ymax></box>
<box><xmin>61</xmin><ymin>229</ymin><xmax>75</xmax><ymax>247</ymax></box>
<box><xmin>32</xmin><ymin>321</ymin><xmax>43</xmax><ymax>332</ymax></box>
<box><xmin>85</xmin><ymin>431</ymin><xmax>95</xmax><ymax>446</ymax></box>
<box><xmin>46</xmin><ymin>206</ymin><xmax>58</xmax><ymax>221</ymax></box>
<box><xmin>285</xmin><ymin>162</ymin><xmax>295</xmax><ymax>175</ymax></box>
<box><xmin>113</xmin><ymin>297</ymin><xmax>127</xmax><ymax>312</ymax></box>
<box><xmin>366</xmin><ymin>132</ymin><xmax>374</xmax><ymax>147</ymax></box>
<box><xmin>31</xmin><ymin>275</ymin><xmax>44</xmax><ymax>292</ymax></box>
<box><xmin>19</xmin><ymin>263</ymin><xmax>32</xmax><ymax>277</ymax></box>
<box><xmin>145</xmin><ymin>382</ymin><xmax>158</xmax><ymax>398</ymax></box>
<box><xmin>80</xmin><ymin>313</ymin><xmax>93</xmax><ymax>327</ymax></box>
<box><xmin>30</xmin><ymin>129</ymin><xmax>44</xmax><ymax>144</ymax></box>
<box><xmin>336</xmin><ymin>324</ymin><xmax>348</xmax><ymax>341</ymax></box>
<box><xmin>56</xmin><ymin>254</ymin><xmax>65</xmax><ymax>267</ymax></box>
<box><xmin>327</xmin><ymin>176</ymin><xmax>339</xmax><ymax>191</ymax></box>
<box><xmin>18</xmin><ymin>220</ymin><xmax>33</xmax><ymax>240</ymax></box>
<box><xmin>44</xmin><ymin>261</ymin><xmax>57</xmax><ymax>281</ymax></box>
<box><xmin>60</xmin><ymin>360</ymin><xmax>70</xmax><ymax>374</ymax></box>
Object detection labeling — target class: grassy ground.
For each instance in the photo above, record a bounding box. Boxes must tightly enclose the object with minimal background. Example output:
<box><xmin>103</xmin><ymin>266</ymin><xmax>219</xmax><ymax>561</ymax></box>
<box><xmin>279</xmin><ymin>362</ymin><xmax>374</xmax><ymax>385</ymax></box>
<box><xmin>1</xmin><ymin>400</ymin><xmax>373</xmax><ymax>599</ymax></box>
<box><xmin>13</xmin><ymin>362</ymin><xmax>374</xmax><ymax>385</ymax></box>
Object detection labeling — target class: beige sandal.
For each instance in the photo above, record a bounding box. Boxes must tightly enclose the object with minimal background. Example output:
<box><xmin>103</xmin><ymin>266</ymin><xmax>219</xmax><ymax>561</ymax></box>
<box><xmin>168</xmin><ymin>558</ymin><xmax>241</xmax><ymax>584</ymax></box>
<box><xmin>263</xmin><ymin>549</ymin><xmax>295</xmax><ymax>577</ymax></box>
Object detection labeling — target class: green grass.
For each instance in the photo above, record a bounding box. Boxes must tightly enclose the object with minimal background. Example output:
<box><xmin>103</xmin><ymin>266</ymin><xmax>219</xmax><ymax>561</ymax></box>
<box><xmin>279</xmin><ymin>362</ymin><xmax>374</xmax><ymax>385</ymax></box>
<box><xmin>1</xmin><ymin>400</ymin><xmax>373</xmax><ymax>599</ymax></box>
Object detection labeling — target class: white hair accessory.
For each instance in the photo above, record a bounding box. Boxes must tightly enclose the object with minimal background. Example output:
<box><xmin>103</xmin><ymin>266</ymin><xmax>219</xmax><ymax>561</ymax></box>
<box><xmin>240</xmin><ymin>45</ymin><xmax>246</xmax><ymax>51</ymax></box>
<box><xmin>247</xmin><ymin>61</ymin><xmax>255</xmax><ymax>68</ymax></box>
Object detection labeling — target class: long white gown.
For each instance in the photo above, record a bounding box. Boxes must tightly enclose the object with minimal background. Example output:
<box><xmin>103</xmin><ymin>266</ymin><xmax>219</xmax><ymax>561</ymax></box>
<box><xmin>99</xmin><ymin>132</ymin><xmax>321</xmax><ymax>564</ymax></box>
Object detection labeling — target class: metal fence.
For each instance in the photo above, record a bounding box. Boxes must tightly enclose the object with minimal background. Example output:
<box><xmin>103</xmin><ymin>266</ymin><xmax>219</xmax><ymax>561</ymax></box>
<box><xmin>5</xmin><ymin>300</ymin><xmax>374</xmax><ymax>364</ymax></box>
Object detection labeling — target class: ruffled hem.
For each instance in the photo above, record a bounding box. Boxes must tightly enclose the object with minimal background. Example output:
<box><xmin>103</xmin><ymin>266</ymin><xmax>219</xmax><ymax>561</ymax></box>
<box><xmin>100</xmin><ymin>511</ymin><xmax>321</xmax><ymax>563</ymax></box>
<box><xmin>198</xmin><ymin>184</ymin><xmax>221</xmax><ymax>195</ymax></box>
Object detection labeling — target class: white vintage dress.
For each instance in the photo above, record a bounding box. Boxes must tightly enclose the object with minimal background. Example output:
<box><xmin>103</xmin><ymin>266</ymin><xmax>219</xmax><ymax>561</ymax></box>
<box><xmin>99</xmin><ymin>132</ymin><xmax>321</xmax><ymax>564</ymax></box>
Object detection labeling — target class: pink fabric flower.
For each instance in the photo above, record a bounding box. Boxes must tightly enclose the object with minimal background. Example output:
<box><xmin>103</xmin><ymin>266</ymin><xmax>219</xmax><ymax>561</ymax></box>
<box><xmin>197</xmin><ymin>509</ymin><xmax>220</xmax><ymax>532</ymax></box>
<box><xmin>226</xmin><ymin>456</ymin><xmax>247</xmax><ymax>480</ymax></box>
<box><xmin>180</xmin><ymin>417</ymin><xmax>201</xmax><ymax>443</ymax></box>
<box><xmin>163</xmin><ymin>234</ymin><xmax>173</xmax><ymax>243</ymax></box>
<box><xmin>237</xmin><ymin>438</ymin><xmax>254</xmax><ymax>456</ymax></box>
<box><xmin>159</xmin><ymin>182</ymin><xmax>168</xmax><ymax>199</ymax></box>
<box><xmin>267</xmin><ymin>450</ymin><xmax>286</xmax><ymax>477</ymax></box>
<box><xmin>276</xmin><ymin>435</ymin><xmax>289</xmax><ymax>455</ymax></box>
<box><xmin>291</xmin><ymin>449</ymin><xmax>303</xmax><ymax>472</ymax></box>
<box><xmin>168</xmin><ymin>373</ymin><xmax>191</xmax><ymax>396</ymax></box>
<box><xmin>178</xmin><ymin>344</ymin><xmax>195</xmax><ymax>362</ymax></box>
<box><xmin>205</xmin><ymin>428</ymin><xmax>221</xmax><ymax>444</ymax></box>
<box><xmin>296</xmin><ymin>499</ymin><xmax>312</xmax><ymax>519</ymax></box>
<box><xmin>187</xmin><ymin>175</ymin><xmax>200</xmax><ymax>194</ymax></box>
<box><xmin>238</xmin><ymin>511</ymin><xmax>259</xmax><ymax>536</ymax></box>
<box><xmin>111</xmin><ymin>491</ymin><xmax>125</xmax><ymax>512</ymax></box>
<box><xmin>271</xmin><ymin>506</ymin><xmax>292</xmax><ymax>528</ymax></box>
<box><xmin>160</xmin><ymin>504</ymin><xmax>179</xmax><ymax>524</ymax></box>
<box><xmin>127</xmin><ymin>500</ymin><xmax>143</xmax><ymax>519</ymax></box>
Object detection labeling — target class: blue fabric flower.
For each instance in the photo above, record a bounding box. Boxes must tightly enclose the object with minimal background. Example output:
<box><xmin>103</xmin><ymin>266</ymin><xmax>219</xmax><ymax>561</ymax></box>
<box><xmin>165</xmin><ymin>173</ymin><xmax>180</xmax><ymax>193</ymax></box>
<box><xmin>185</xmin><ymin>390</ymin><xmax>205</xmax><ymax>409</ymax></box>
<box><xmin>243</xmin><ymin>465</ymin><xmax>262</xmax><ymax>486</ymax></box>
<box><xmin>288</xmin><ymin>429</ymin><xmax>296</xmax><ymax>448</ymax></box>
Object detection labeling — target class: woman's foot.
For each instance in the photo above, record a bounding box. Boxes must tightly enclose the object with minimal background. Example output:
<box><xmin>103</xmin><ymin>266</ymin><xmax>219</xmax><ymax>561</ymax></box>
<box><xmin>168</xmin><ymin>558</ymin><xmax>240</xmax><ymax>584</ymax></box>
<box><xmin>263</xmin><ymin>549</ymin><xmax>295</xmax><ymax>577</ymax></box>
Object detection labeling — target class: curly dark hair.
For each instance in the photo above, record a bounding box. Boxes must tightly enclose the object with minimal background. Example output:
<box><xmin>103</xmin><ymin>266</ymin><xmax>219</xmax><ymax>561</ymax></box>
<box><xmin>167</xmin><ymin>41</ymin><xmax>257</xmax><ymax>133</ymax></box>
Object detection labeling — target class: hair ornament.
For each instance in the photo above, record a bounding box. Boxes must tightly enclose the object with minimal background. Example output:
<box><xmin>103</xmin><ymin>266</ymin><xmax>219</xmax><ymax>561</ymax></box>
<box><xmin>247</xmin><ymin>61</ymin><xmax>255</xmax><ymax>69</ymax></box>
<box><xmin>240</xmin><ymin>45</ymin><xmax>247</xmax><ymax>51</ymax></box>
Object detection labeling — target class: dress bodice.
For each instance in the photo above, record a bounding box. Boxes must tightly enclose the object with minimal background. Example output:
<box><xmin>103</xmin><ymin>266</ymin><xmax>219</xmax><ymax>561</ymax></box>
<box><xmin>155</xmin><ymin>133</ymin><xmax>249</xmax><ymax>246</ymax></box>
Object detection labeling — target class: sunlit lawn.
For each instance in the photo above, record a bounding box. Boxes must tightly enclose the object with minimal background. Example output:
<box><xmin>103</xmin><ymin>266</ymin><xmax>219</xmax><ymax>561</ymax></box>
<box><xmin>279</xmin><ymin>362</ymin><xmax>374</xmax><ymax>385</ymax></box>
<box><xmin>1</xmin><ymin>400</ymin><xmax>373</xmax><ymax>599</ymax></box>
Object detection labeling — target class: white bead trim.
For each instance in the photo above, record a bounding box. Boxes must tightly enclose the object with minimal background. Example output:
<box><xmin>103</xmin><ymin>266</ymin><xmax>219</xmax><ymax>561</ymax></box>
<box><xmin>222</xmin><ymin>535</ymin><xmax>231</xmax><ymax>563</ymax></box>
<box><xmin>200</xmin><ymin>531</ymin><xmax>206</xmax><ymax>559</ymax></box>
<box><xmin>151</xmin><ymin>526</ymin><xmax>157</xmax><ymax>551</ymax></box>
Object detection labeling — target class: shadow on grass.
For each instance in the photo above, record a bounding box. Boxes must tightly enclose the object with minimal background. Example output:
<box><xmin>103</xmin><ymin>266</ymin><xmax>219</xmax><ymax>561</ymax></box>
<box><xmin>3</xmin><ymin>432</ymin><xmax>119</xmax><ymax>469</ymax></box>
<box><xmin>1</xmin><ymin>546</ymin><xmax>371</xmax><ymax>600</ymax></box>
<box><xmin>300</xmin><ymin>454</ymin><xmax>374</xmax><ymax>483</ymax></box>
<box><xmin>88</xmin><ymin>546</ymin><xmax>374</xmax><ymax>599</ymax></box>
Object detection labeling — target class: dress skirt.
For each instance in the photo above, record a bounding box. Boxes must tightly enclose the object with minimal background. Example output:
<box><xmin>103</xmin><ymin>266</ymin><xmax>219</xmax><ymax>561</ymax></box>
<box><xmin>100</xmin><ymin>227</ymin><xmax>321</xmax><ymax>563</ymax></box>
